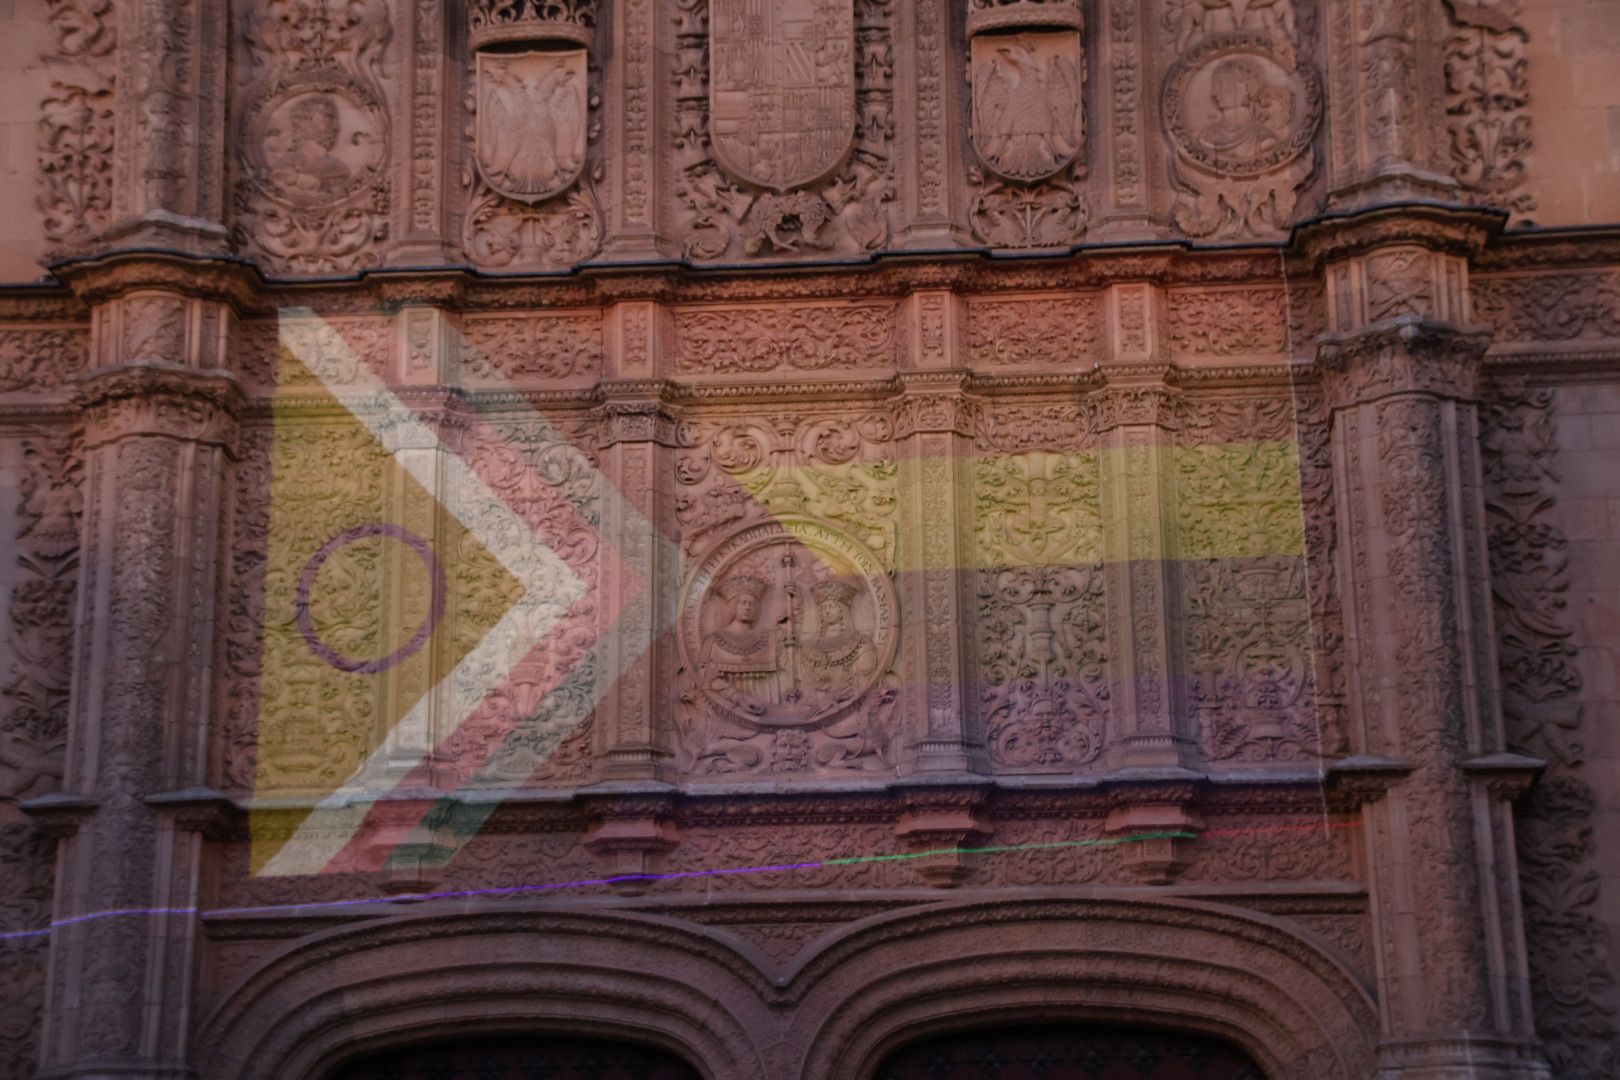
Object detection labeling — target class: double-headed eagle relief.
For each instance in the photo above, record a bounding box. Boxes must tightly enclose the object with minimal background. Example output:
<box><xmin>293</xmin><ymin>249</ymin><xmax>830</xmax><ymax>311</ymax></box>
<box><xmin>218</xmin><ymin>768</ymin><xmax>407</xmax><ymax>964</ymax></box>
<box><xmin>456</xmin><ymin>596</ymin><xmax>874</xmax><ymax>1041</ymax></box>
<box><xmin>970</xmin><ymin>32</ymin><xmax>1082</xmax><ymax>182</ymax></box>
<box><xmin>474</xmin><ymin>49</ymin><xmax>588</xmax><ymax>203</ymax></box>
<box><xmin>708</xmin><ymin>0</ymin><xmax>857</xmax><ymax>192</ymax></box>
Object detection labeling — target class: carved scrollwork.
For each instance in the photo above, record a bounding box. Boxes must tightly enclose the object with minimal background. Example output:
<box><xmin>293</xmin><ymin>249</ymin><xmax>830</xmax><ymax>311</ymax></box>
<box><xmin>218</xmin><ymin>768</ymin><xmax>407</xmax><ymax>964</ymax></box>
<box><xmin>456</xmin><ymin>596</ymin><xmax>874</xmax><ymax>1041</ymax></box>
<box><xmin>673</xmin><ymin>0</ymin><xmax>896</xmax><ymax>260</ymax></box>
<box><xmin>37</xmin><ymin>0</ymin><xmax>117</xmax><ymax>253</ymax></box>
<box><xmin>1485</xmin><ymin>383</ymin><xmax>1620</xmax><ymax>1077</ymax></box>
<box><xmin>234</xmin><ymin>0</ymin><xmax>394</xmax><ymax>274</ymax></box>
<box><xmin>1443</xmin><ymin>0</ymin><xmax>1534</xmax><ymax>222</ymax></box>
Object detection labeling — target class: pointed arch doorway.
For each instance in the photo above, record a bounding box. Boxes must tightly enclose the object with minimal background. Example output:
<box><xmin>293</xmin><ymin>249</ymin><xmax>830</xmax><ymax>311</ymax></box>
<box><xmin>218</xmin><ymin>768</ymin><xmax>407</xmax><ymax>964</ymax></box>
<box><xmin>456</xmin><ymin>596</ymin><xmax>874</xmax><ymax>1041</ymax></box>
<box><xmin>873</xmin><ymin>1024</ymin><xmax>1266</xmax><ymax>1080</ymax></box>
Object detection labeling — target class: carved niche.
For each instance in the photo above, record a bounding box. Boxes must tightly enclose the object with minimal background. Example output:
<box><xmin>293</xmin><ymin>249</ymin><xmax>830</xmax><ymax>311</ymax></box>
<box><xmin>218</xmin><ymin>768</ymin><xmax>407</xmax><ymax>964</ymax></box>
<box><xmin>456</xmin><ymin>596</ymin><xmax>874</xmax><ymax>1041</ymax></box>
<box><xmin>463</xmin><ymin>0</ymin><xmax>604</xmax><ymax>268</ymax></box>
<box><xmin>673</xmin><ymin>0</ymin><xmax>895</xmax><ymax>259</ymax></box>
<box><xmin>1161</xmin><ymin>0</ymin><xmax>1322</xmax><ymax>240</ymax></box>
<box><xmin>974</xmin><ymin>403</ymin><xmax>1109</xmax><ymax>771</ymax></box>
<box><xmin>234</xmin><ymin>0</ymin><xmax>394</xmax><ymax>274</ymax></box>
<box><xmin>674</xmin><ymin>412</ymin><xmax>899</xmax><ymax>774</ymax></box>
<box><xmin>965</xmin><ymin>0</ymin><xmax>1088</xmax><ymax>248</ymax></box>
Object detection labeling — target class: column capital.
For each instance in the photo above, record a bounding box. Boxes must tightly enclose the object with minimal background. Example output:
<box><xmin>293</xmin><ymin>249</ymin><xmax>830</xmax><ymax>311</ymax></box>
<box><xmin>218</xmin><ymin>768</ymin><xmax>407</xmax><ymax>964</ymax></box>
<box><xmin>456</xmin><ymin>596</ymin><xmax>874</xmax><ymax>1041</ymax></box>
<box><xmin>73</xmin><ymin>361</ymin><xmax>242</xmax><ymax>449</ymax></box>
<box><xmin>1316</xmin><ymin>319</ymin><xmax>1492</xmax><ymax>411</ymax></box>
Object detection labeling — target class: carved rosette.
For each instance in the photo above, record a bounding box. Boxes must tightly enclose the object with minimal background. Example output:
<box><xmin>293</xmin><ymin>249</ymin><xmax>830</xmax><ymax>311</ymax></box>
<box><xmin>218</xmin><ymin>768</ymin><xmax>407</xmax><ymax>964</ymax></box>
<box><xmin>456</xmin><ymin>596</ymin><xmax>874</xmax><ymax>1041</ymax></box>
<box><xmin>463</xmin><ymin>0</ymin><xmax>604</xmax><ymax>268</ymax></box>
<box><xmin>673</xmin><ymin>0</ymin><xmax>895</xmax><ymax>260</ymax></box>
<box><xmin>1161</xmin><ymin>2</ymin><xmax>1322</xmax><ymax>240</ymax></box>
<box><xmin>234</xmin><ymin>0</ymin><xmax>394</xmax><ymax>274</ymax></box>
<box><xmin>965</xmin><ymin>0</ymin><xmax>1089</xmax><ymax>248</ymax></box>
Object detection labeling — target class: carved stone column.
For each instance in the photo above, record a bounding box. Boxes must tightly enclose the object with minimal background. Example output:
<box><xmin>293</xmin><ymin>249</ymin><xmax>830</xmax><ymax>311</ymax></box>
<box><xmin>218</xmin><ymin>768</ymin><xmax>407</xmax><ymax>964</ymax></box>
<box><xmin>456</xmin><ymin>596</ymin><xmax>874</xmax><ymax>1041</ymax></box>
<box><xmin>895</xmin><ymin>362</ymin><xmax>981</xmax><ymax>774</ymax></box>
<box><xmin>1322</xmin><ymin>0</ymin><xmax>1458</xmax><ymax>209</ymax></box>
<box><xmin>392</xmin><ymin>1</ymin><xmax>457</xmax><ymax>264</ymax></box>
<box><xmin>1096</xmin><ymin>285</ymin><xmax>1194</xmax><ymax>773</ymax></box>
<box><xmin>1311</xmin><ymin>211</ymin><xmax>1549</xmax><ymax>1078</ymax></box>
<box><xmin>594</xmin><ymin>369</ymin><xmax>679</xmax><ymax>781</ymax></box>
<box><xmin>30</xmin><ymin>263</ymin><xmax>242</xmax><ymax>1079</ymax></box>
<box><xmin>106</xmin><ymin>0</ymin><xmax>231</xmax><ymax>252</ymax></box>
<box><xmin>601</xmin><ymin>0</ymin><xmax>673</xmax><ymax>258</ymax></box>
<box><xmin>895</xmin><ymin>0</ymin><xmax>971</xmax><ymax>247</ymax></box>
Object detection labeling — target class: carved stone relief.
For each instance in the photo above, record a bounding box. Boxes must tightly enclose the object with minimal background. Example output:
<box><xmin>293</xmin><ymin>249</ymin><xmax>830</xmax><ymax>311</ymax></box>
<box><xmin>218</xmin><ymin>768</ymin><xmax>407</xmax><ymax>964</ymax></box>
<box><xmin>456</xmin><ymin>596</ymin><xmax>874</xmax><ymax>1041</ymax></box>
<box><xmin>965</xmin><ymin>2</ymin><xmax>1088</xmax><ymax>248</ymax></box>
<box><xmin>966</xmin><ymin>293</ymin><xmax>1103</xmax><ymax>366</ymax></box>
<box><xmin>234</xmin><ymin>0</ymin><xmax>394</xmax><ymax>274</ymax></box>
<box><xmin>674</xmin><ymin>0</ymin><xmax>895</xmax><ymax>259</ymax></box>
<box><xmin>1485</xmin><ymin>383</ymin><xmax>1620</xmax><ymax>1078</ymax></box>
<box><xmin>673</xmin><ymin>302</ymin><xmax>899</xmax><ymax>373</ymax></box>
<box><xmin>463</xmin><ymin>1</ymin><xmax>604</xmax><ymax>269</ymax></box>
<box><xmin>975</xmin><ymin>444</ymin><xmax>1109</xmax><ymax>772</ymax></box>
<box><xmin>1443</xmin><ymin>0</ymin><xmax>1534</xmax><ymax>222</ymax></box>
<box><xmin>1177</xmin><ymin>397</ymin><xmax>1322</xmax><ymax>763</ymax></box>
<box><xmin>1161</xmin><ymin>2</ymin><xmax>1321</xmax><ymax>239</ymax></box>
<box><xmin>37</xmin><ymin>0</ymin><xmax>117</xmax><ymax>253</ymax></box>
<box><xmin>674</xmin><ymin>412</ymin><xmax>898</xmax><ymax>773</ymax></box>
<box><xmin>0</xmin><ymin>432</ymin><xmax>81</xmax><ymax>1080</ymax></box>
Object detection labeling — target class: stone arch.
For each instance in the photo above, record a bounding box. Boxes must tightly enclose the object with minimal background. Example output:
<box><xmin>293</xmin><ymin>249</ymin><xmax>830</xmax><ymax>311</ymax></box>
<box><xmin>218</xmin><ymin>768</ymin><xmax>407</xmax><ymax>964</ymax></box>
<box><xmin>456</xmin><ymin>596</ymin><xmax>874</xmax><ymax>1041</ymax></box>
<box><xmin>193</xmin><ymin>908</ymin><xmax>774</xmax><ymax>1080</ymax></box>
<box><xmin>783</xmin><ymin>894</ymin><xmax>1379</xmax><ymax>1080</ymax></box>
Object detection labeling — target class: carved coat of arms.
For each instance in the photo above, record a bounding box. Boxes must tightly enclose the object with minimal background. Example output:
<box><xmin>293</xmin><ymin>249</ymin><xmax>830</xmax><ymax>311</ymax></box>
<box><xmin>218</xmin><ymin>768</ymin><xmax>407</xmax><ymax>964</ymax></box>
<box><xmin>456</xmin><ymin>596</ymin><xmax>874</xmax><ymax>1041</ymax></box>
<box><xmin>969</xmin><ymin>31</ymin><xmax>1083</xmax><ymax>182</ymax></box>
<box><xmin>709</xmin><ymin>0</ymin><xmax>857</xmax><ymax>191</ymax></box>
<box><xmin>474</xmin><ymin>48</ymin><xmax>588</xmax><ymax>203</ymax></box>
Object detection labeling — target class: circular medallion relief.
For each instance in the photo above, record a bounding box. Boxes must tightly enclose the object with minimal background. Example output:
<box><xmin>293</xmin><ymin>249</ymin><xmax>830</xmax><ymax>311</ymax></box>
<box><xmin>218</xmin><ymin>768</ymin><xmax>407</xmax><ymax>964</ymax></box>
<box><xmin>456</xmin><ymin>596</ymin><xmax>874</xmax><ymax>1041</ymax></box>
<box><xmin>679</xmin><ymin>516</ymin><xmax>897</xmax><ymax>731</ymax></box>
<box><xmin>244</xmin><ymin>77</ymin><xmax>387</xmax><ymax>207</ymax></box>
<box><xmin>1162</xmin><ymin>33</ymin><xmax>1322</xmax><ymax>179</ymax></box>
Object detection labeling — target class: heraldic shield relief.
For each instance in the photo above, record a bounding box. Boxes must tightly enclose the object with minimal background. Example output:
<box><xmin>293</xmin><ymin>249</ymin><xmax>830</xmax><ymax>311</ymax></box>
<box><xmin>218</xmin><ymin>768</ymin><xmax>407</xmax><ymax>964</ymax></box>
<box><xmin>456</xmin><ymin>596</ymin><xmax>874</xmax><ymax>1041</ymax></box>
<box><xmin>474</xmin><ymin>48</ymin><xmax>588</xmax><ymax>203</ymax></box>
<box><xmin>709</xmin><ymin>0</ymin><xmax>857</xmax><ymax>192</ymax></box>
<box><xmin>970</xmin><ymin>30</ymin><xmax>1083</xmax><ymax>183</ymax></box>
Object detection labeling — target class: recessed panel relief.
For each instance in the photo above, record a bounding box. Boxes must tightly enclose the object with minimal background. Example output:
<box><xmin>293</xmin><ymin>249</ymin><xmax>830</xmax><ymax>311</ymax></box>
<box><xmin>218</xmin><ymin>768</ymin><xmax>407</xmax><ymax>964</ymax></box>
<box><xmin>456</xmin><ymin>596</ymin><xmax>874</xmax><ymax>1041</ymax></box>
<box><xmin>674</xmin><ymin>0</ymin><xmax>894</xmax><ymax>260</ymax></box>
<box><xmin>1160</xmin><ymin>0</ymin><xmax>1322</xmax><ymax>240</ymax></box>
<box><xmin>248</xmin><ymin>86</ymin><xmax>387</xmax><ymax>207</ymax></box>
<box><xmin>474</xmin><ymin>48</ymin><xmax>589</xmax><ymax>203</ymax></box>
<box><xmin>963</xmin><ymin>12</ymin><xmax>1089</xmax><ymax>249</ymax></box>
<box><xmin>970</xmin><ymin>30</ymin><xmax>1082</xmax><ymax>183</ymax></box>
<box><xmin>708</xmin><ymin>0</ymin><xmax>857</xmax><ymax>192</ymax></box>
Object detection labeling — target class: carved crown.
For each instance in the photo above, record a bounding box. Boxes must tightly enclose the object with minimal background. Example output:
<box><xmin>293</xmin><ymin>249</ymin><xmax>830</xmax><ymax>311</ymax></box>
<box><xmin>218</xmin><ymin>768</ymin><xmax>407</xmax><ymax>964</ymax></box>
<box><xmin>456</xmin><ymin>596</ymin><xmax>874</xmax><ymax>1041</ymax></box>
<box><xmin>812</xmin><ymin>579</ymin><xmax>859</xmax><ymax>607</ymax></box>
<box><xmin>469</xmin><ymin>0</ymin><xmax>596</xmax><ymax>50</ymax></box>
<box><xmin>966</xmin><ymin>0</ymin><xmax>1082</xmax><ymax>37</ymax></box>
<box><xmin>717</xmin><ymin>574</ymin><xmax>769</xmax><ymax>604</ymax></box>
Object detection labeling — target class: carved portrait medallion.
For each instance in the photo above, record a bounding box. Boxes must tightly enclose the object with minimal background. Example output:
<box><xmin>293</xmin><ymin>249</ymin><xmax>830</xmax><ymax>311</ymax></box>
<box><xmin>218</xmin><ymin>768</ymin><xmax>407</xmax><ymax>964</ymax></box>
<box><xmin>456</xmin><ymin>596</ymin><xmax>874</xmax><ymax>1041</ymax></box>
<box><xmin>708</xmin><ymin>0</ymin><xmax>857</xmax><ymax>191</ymax></box>
<box><xmin>679</xmin><ymin>516</ymin><xmax>896</xmax><ymax>730</ymax></box>
<box><xmin>244</xmin><ymin>79</ymin><xmax>388</xmax><ymax>208</ymax></box>
<box><xmin>474</xmin><ymin>48</ymin><xmax>589</xmax><ymax>203</ymax></box>
<box><xmin>970</xmin><ymin>30</ymin><xmax>1083</xmax><ymax>183</ymax></box>
<box><xmin>1162</xmin><ymin>32</ymin><xmax>1320</xmax><ymax>179</ymax></box>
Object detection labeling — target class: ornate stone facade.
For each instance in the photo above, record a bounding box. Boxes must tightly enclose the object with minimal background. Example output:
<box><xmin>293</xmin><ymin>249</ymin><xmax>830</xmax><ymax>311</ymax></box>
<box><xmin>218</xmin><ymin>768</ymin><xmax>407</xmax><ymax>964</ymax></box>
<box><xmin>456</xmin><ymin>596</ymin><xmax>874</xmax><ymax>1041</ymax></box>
<box><xmin>1</xmin><ymin>3</ymin><xmax>1618</xmax><ymax>1078</ymax></box>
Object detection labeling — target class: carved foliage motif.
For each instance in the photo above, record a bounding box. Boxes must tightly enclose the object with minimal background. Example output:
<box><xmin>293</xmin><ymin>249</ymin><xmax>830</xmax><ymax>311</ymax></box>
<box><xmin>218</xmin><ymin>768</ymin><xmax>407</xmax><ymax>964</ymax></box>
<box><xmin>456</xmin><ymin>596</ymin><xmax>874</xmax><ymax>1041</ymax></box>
<box><xmin>967</xmin><ymin>295</ymin><xmax>1102</xmax><ymax>367</ymax></box>
<box><xmin>461</xmin><ymin>313</ymin><xmax>604</xmax><ymax>382</ymax></box>
<box><xmin>1471</xmin><ymin>272</ymin><xmax>1620</xmax><ymax>344</ymax></box>
<box><xmin>0</xmin><ymin>432</ymin><xmax>81</xmax><ymax>1079</ymax></box>
<box><xmin>0</xmin><ymin>329</ymin><xmax>87</xmax><ymax>392</ymax></box>
<box><xmin>1443</xmin><ymin>0</ymin><xmax>1534</xmax><ymax>221</ymax></box>
<box><xmin>674</xmin><ymin>413</ymin><xmax>898</xmax><ymax>773</ymax></box>
<box><xmin>1484</xmin><ymin>384</ymin><xmax>1620</xmax><ymax>1077</ymax></box>
<box><xmin>38</xmin><ymin>0</ymin><xmax>117</xmax><ymax>250</ymax></box>
<box><xmin>1161</xmin><ymin>2</ymin><xmax>1321</xmax><ymax>240</ymax></box>
<box><xmin>1177</xmin><ymin>398</ymin><xmax>1320</xmax><ymax>763</ymax></box>
<box><xmin>674</xmin><ymin>303</ymin><xmax>898</xmax><ymax>373</ymax></box>
<box><xmin>674</xmin><ymin>0</ymin><xmax>895</xmax><ymax>259</ymax></box>
<box><xmin>235</xmin><ymin>0</ymin><xmax>394</xmax><ymax>273</ymax></box>
<box><xmin>977</xmin><ymin>448</ymin><xmax>1108</xmax><ymax>770</ymax></box>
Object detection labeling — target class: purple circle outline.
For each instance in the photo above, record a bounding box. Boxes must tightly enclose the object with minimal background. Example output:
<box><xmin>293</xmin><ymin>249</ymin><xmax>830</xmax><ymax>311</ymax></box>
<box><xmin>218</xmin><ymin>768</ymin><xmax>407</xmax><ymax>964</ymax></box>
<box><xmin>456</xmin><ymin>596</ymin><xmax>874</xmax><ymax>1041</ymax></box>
<box><xmin>295</xmin><ymin>522</ymin><xmax>447</xmax><ymax>675</ymax></box>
